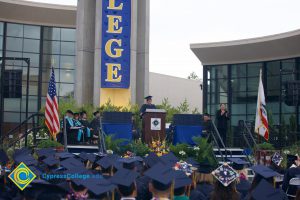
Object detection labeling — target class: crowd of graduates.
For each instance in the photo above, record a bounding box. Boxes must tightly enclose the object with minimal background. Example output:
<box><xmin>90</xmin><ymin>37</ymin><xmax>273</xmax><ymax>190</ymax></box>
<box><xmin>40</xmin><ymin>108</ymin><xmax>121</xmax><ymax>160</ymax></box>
<box><xmin>0</xmin><ymin>146</ymin><xmax>300</xmax><ymax>200</ymax></box>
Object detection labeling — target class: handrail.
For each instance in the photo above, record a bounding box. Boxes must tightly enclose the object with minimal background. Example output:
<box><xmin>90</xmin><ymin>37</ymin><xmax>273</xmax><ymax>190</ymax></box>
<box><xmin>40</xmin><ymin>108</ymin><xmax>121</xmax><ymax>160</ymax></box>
<box><xmin>7</xmin><ymin>126</ymin><xmax>44</xmax><ymax>148</ymax></box>
<box><xmin>243</xmin><ymin>120</ymin><xmax>257</xmax><ymax>147</ymax></box>
<box><xmin>207</xmin><ymin>123</ymin><xmax>225</xmax><ymax>162</ymax></box>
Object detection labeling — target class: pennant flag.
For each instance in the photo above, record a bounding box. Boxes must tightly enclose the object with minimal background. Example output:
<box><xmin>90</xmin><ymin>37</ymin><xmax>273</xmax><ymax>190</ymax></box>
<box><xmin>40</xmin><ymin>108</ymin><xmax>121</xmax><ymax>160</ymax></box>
<box><xmin>255</xmin><ymin>70</ymin><xmax>269</xmax><ymax>141</ymax></box>
<box><xmin>45</xmin><ymin>68</ymin><xmax>60</xmax><ymax>140</ymax></box>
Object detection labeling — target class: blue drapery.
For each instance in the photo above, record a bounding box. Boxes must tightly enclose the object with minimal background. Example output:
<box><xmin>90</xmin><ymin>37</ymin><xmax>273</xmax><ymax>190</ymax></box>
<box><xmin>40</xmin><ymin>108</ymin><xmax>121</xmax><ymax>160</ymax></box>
<box><xmin>173</xmin><ymin>125</ymin><xmax>202</xmax><ymax>145</ymax></box>
<box><xmin>102</xmin><ymin>123</ymin><xmax>132</xmax><ymax>141</ymax></box>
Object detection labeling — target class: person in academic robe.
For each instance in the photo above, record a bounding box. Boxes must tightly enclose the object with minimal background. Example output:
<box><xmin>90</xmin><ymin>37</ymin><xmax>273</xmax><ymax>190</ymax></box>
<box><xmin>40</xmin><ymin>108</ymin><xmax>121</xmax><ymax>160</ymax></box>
<box><xmin>282</xmin><ymin>154</ymin><xmax>300</xmax><ymax>198</ymax></box>
<box><xmin>89</xmin><ymin>111</ymin><xmax>101</xmax><ymax>144</ymax></box>
<box><xmin>79</xmin><ymin>111</ymin><xmax>91</xmax><ymax>144</ymax></box>
<box><xmin>64</xmin><ymin>110</ymin><xmax>79</xmax><ymax>145</ymax></box>
<box><xmin>139</xmin><ymin>96</ymin><xmax>156</xmax><ymax>117</ymax></box>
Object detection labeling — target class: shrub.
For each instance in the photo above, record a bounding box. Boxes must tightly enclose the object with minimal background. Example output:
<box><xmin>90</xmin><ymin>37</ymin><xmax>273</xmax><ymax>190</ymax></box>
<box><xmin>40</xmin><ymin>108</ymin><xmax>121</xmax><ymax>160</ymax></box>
<box><xmin>37</xmin><ymin>139</ymin><xmax>63</xmax><ymax>148</ymax></box>
<box><xmin>192</xmin><ymin>137</ymin><xmax>217</xmax><ymax>167</ymax></box>
<box><xmin>255</xmin><ymin>142</ymin><xmax>275</xmax><ymax>150</ymax></box>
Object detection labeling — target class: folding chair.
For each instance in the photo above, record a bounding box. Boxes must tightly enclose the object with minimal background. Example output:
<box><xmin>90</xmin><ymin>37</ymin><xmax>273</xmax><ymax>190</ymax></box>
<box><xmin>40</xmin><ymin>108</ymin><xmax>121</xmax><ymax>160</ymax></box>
<box><xmin>286</xmin><ymin>177</ymin><xmax>300</xmax><ymax>198</ymax></box>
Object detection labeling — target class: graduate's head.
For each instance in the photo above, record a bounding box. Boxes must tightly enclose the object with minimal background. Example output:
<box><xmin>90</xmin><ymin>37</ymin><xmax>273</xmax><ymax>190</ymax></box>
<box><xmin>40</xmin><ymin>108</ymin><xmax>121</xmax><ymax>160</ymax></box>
<box><xmin>74</xmin><ymin>113</ymin><xmax>80</xmax><ymax>120</ymax></box>
<box><xmin>220</xmin><ymin>103</ymin><xmax>226</xmax><ymax>110</ymax></box>
<box><xmin>145</xmin><ymin>96</ymin><xmax>153</xmax><ymax>104</ymax></box>
<box><xmin>203</xmin><ymin>113</ymin><xmax>211</xmax><ymax>122</ymax></box>
<box><xmin>93</xmin><ymin>111</ymin><xmax>100</xmax><ymax>118</ymax></box>
<box><xmin>249</xmin><ymin>165</ymin><xmax>278</xmax><ymax>193</ymax></box>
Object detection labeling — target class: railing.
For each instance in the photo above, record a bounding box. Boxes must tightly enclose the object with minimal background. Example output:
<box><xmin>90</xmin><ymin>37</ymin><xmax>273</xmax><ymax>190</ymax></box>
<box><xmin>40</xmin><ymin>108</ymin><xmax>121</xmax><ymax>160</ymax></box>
<box><xmin>0</xmin><ymin>113</ymin><xmax>45</xmax><ymax>149</ymax></box>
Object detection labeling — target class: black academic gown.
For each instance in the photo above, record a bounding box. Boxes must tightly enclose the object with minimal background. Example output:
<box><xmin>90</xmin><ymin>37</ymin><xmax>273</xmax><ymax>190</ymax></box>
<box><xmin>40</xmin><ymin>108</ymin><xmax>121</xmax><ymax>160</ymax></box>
<box><xmin>139</xmin><ymin>104</ymin><xmax>156</xmax><ymax>116</ymax></box>
<box><xmin>190</xmin><ymin>182</ymin><xmax>214</xmax><ymax>200</ymax></box>
<box><xmin>136</xmin><ymin>175</ymin><xmax>152</xmax><ymax>200</ymax></box>
<box><xmin>236</xmin><ymin>179</ymin><xmax>251</xmax><ymax>199</ymax></box>
<box><xmin>90</xmin><ymin>117</ymin><xmax>100</xmax><ymax>138</ymax></box>
<box><xmin>282</xmin><ymin>167</ymin><xmax>300</xmax><ymax>197</ymax></box>
<box><xmin>65</xmin><ymin>118</ymin><xmax>77</xmax><ymax>145</ymax></box>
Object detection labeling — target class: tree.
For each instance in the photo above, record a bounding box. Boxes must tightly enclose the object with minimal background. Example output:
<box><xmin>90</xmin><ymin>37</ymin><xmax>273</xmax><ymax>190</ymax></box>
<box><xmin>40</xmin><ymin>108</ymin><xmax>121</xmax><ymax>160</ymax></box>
<box><xmin>187</xmin><ymin>72</ymin><xmax>199</xmax><ymax>80</ymax></box>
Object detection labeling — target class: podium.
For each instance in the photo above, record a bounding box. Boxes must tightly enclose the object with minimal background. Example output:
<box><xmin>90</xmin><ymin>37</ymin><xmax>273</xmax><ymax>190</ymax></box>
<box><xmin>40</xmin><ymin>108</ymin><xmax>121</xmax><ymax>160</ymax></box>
<box><xmin>142</xmin><ymin>109</ymin><xmax>166</xmax><ymax>144</ymax></box>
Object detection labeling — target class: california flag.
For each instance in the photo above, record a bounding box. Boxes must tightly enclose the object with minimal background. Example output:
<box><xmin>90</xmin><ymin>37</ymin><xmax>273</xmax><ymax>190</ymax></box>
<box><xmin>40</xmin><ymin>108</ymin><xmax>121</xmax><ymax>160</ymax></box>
<box><xmin>255</xmin><ymin>70</ymin><xmax>269</xmax><ymax>141</ymax></box>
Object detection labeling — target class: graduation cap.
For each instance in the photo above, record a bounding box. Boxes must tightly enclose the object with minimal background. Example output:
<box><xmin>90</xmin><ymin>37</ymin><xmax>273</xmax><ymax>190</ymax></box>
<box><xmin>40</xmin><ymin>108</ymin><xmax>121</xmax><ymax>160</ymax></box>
<box><xmin>118</xmin><ymin>156</ymin><xmax>143</xmax><ymax>170</ymax></box>
<box><xmin>13</xmin><ymin>147</ymin><xmax>31</xmax><ymax>159</ymax></box>
<box><xmin>144</xmin><ymin>152</ymin><xmax>161</xmax><ymax>168</ymax></box>
<box><xmin>55</xmin><ymin>152</ymin><xmax>74</xmax><ymax>160</ymax></box>
<box><xmin>14</xmin><ymin>154</ymin><xmax>38</xmax><ymax>166</ymax></box>
<box><xmin>43</xmin><ymin>156</ymin><xmax>59</xmax><ymax>167</ymax></box>
<box><xmin>110</xmin><ymin>168</ymin><xmax>139</xmax><ymax>187</ymax></box>
<box><xmin>271</xmin><ymin>152</ymin><xmax>283</xmax><ymax>166</ymax></box>
<box><xmin>160</xmin><ymin>152</ymin><xmax>179</xmax><ymax>166</ymax></box>
<box><xmin>36</xmin><ymin>148</ymin><xmax>55</xmax><ymax>159</ymax></box>
<box><xmin>287</xmin><ymin>154</ymin><xmax>298</xmax><ymax>163</ymax></box>
<box><xmin>251</xmin><ymin>165</ymin><xmax>279</xmax><ymax>179</ymax></box>
<box><xmin>96</xmin><ymin>154</ymin><xmax>120</xmax><ymax>169</ymax></box>
<box><xmin>78</xmin><ymin>152</ymin><xmax>97</xmax><ymax>163</ymax></box>
<box><xmin>173</xmin><ymin>170</ymin><xmax>192</xmax><ymax>189</ymax></box>
<box><xmin>186</xmin><ymin>157</ymin><xmax>199</xmax><ymax>168</ymax></box>
<box><xmin>227</xmin><ymin>157</ymin><xmax>249</xmax><ymax>170</ymax></box>
<box><xmin>144</xmin><ymin>163</ymin><xmax>175</xmax><ymax>191</ymax></box>
<box><xmin>144</xmin><ymin>95</ymin><xmax>153</xmax><ymax>100</ymax></box>
<box><xmin>28</xmin><ymin>165</ymin><xmax>43</xmax><ymax>176</ymax></box>
<box><xmin>212</xmin><ymin>163</ymin><xmax>239</xmax><ymax>187</ymax></box>
<box><xmin>0</xmin><ymin>149</ymin><xmax>9</xmax><ymax>165</ymax></box>
<box><xmin>251</xmin><ymin>179</ymin><xmax>283</xmax><ymax>200</ymax></box>
<box><xmin>60</xmin><ymin>157</ymin><xmax>84</xmax><ymax>170</ymax></box>
<box><xmin>82</xmin><ymin>178</ymin><xmax>116</xmax><ymax>197</ymax></box>
<box><xmin>197</xmin><ymin>159</ymin><xmax>214</xmax><ymax>174</ymax></box>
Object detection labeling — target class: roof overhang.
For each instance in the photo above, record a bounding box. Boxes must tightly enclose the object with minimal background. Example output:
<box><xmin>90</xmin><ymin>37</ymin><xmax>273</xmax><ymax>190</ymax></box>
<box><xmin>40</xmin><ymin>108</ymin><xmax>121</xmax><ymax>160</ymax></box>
<box><xmin>190</xmin><ymin>29</ymin><xmax>300</xmax><ymax>66</ymax></box>
<box><xmin>0</xmin><ymin>0</ymin><xmax>76</xmax><ymax>27</ymax></box>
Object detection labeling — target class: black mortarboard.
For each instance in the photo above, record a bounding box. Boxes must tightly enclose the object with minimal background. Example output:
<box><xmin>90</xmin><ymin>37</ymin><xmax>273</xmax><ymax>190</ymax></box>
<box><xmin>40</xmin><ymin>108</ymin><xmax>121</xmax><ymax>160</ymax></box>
<box><xmin>174</xmin><ymin>170</ymin><xmax>192</xmax><ymax>189</ymax></box>
<box><xmin>93</xmin><ymin>111</ymin><xmax>100</xmax><ymax>116</ymax></box>
<box><xmin>13</xmin><ymin>147</ymin><xmax>31</xmax><ymax>159</ymax></box>
<box><xmin>55</xmin><ymin>152</ymin><xmax>74</xmax><ymax>160</ymax></box>
<box><xmin>118</xmin><ymin>157</ymin><xmax>143</xmax><ymax>170</ymax></box>
<box><xmin>251</xmin><ymin>165</ymin><xmax>279</xmax><ymax>179</ymax></box>
<box><xmin>15</xmin><ymin>154</ymin><xmax>38</xmax><ymax>166</ymax></box>
<box><xmin>227</xmin><ymin>158</ymin><xmax>249</xmax><ymax>170</ymax></box>
<box><xmin>110</xmin><ymin>168</ymin><xmax>139</xmax><ymax>187</ymax></box>
<box><xmin>251</xmin><ymin>179</ymin><xmax>283</xmax><ymax>200</ymax></box>
<box><xmin>186</xmin><ymin>157</ymin><xmax>199</xmax><ymax>168</ymax></box>
<box><xmin>0</xmin><ymin>149</ymin><xmax>9</xmax><ymax>165</ymax></box>
<box><xmin>82</xmin><ymin>178</ymin><xmax>116</xmax><ymax>196</ymax></box>
<box><xmin>271</xmin><ymin>152</ymin><xmax>283</xmax><ymax>166</ymax></box>
<box><xmin>197</xmin><ymin>159</ymin><xmax>214</xmax><ymax>174</ymax></box>
<box><xmin>144</xmin><ymin>96</ymin><xmax>153</xmax><ymax>100</ymax></box>
<box><xmin>78</xmin><ymin>152</ymin><xmax>97</xmax><ymax>163</ymax></box>
<box><xmin>212</xmin><ymin>163</ymin><xmax>239</xmax><ymax>187</ymax></box>
<box><xmin>28</xmin><ymin>166</ymin><xmax>43</xmax><ymax>176</ymax></box>
<box><xmin>60</xmin><ymin>157</ymin><xmax>84</xmax><ymax>170</ymax></box>
<box><xmin>144</xmin><ymin>163</ymin><xmax>174</xmax><ymax>190</ymax></box>
<box><xmin>36</xmin><ymin>148</ymin><xmax>55</xmax><ymax>159</ymax></box>
<box><xmin>144</xmin><ymin>152</ymin><xmax>161</xmax><ymax>168</ymax></box>
<box><xmin>43</xmin><ymin>156</ymin><xmax>59</xmax><ymax>167</ymax></box>
<box><xmin>66</xmin><ymin>110</ymin><xmax>73</xmax><ymax>115</ymax></box>
<box><xmin>96</xmin><ymin>154</ymin><xmax>119</xmax><ymax>169</ymax></box>
<box><xmin>160</xmin><ymin>152</ymin><xmax>179</xmax><ymax>166</ymax></box>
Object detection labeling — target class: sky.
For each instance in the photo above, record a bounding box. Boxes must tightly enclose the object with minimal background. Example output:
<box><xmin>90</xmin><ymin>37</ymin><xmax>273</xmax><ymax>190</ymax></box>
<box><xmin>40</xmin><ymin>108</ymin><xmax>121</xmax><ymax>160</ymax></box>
<box><xmin>25</xmin><ymin>0</ymin><xmax>300</xmax><ymax>79</ymax></box>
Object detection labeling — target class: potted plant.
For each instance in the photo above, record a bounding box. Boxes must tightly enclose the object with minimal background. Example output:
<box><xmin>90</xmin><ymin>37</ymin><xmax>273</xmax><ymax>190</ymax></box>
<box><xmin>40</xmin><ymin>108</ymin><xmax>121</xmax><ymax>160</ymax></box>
<box><xmin>255</xmin><ymin>142</ymin><xmax>275</xmax><ymax>166</ymax></box>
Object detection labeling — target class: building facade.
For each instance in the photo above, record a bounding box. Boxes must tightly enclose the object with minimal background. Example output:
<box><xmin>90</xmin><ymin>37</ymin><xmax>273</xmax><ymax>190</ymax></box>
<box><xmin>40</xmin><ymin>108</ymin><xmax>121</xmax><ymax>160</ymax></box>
<box><xmin>191</xmin><ymin>30</ymin><xmax>300</xmax><ymax>145</ymax></box>
<box><xmin>0</xmin><ymin>0</ymin><xmax>150</xmax><ymax>135</ymax></box>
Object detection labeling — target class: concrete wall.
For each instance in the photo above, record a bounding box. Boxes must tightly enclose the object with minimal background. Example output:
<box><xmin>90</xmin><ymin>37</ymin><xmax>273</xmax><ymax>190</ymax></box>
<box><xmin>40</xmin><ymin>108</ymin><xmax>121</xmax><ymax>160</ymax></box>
<box><xmin>149</xmin><ymin>72</ymin><xmax>203</xmax><ymax>112</ymax></box>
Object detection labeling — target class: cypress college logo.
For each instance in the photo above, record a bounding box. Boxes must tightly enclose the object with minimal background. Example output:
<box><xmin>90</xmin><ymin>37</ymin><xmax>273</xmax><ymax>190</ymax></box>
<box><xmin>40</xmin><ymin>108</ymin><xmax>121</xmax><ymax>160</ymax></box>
<box><xmin>8</xmin><ymin>162</ymin><xmax>36</xmax><ymax>190</ymax></box>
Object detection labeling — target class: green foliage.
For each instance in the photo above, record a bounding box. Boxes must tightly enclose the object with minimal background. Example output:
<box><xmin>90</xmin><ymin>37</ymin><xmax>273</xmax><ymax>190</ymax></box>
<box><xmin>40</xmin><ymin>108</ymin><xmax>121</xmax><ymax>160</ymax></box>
<box><xmin>105</xmin><ymin>135</ymin><xmax>127</xmax><ymax>155</ymax></box>
<box><xmin>169</xmin><ymin>143</ymin><xmax>193</xmax><ymax>160</ymax></box>
<box><xmin>128</xmin><ymin>139</ymin><xmax>150</xmax><ymax>157</ymax></box>
<box><xmin>177</xmin><ymin>99</ymin><xmax>190</xmax><ymax>113</ymax></box>
<box><xmin>187</xmin><ymin>72</ymin><xmax>200</xmax><ymax>80</ymax></box>
<box><xmin>192</xmin><ymin>137</ymin><xmax>217</xmax><ymax>167</ymax></box>
<box><xmin>255</xmin><ymin>142</ymin><xmax>275</xmax><ymax>150</ymax></box>
<box><xmin>37</xmin><ymin>139</ymin><xmax>63</xmax><ymax>148</ymax></box>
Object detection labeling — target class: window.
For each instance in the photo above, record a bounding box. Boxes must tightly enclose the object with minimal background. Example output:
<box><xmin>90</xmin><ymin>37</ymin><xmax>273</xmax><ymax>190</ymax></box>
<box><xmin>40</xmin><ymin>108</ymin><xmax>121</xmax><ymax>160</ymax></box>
<box><xmin>3</xmin><ymin>70</ymin><xmax>22</xmax><ymax>98</ymax></box>
<box><xmin>6</xmin><ymin>37</ymin><xmax>22</xmax><ymax>51</ymax></box>
<box><xmin>24</xmin><ymin>25</ymin><xmax>40</xmax><ymax>39</ymax></box>
<box><xmin>61</xmin><ymin>28</ymin><xmax>75</xmax><ymax>41</ymax></box>
<box><xmin>7</xmin><ymin>23</ymin><xmax>23</xmax><ymax>37</ymax></box>
<box><xmin>23</xmin><ymin>39</ymin><xmax>40</xmax><ymax>53</ymax></box>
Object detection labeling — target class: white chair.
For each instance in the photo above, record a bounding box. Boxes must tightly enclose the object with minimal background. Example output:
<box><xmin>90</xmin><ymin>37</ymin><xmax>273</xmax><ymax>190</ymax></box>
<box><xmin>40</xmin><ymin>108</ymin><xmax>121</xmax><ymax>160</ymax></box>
<box><xmin>286</xmin><ymin>177</ymin><xmax>300</xmax><ymax>198</ymax></box>
<box><xmin>275</xmin><ymin>174</ymin><xmax>284</xmax><ymax>183</ymax></box>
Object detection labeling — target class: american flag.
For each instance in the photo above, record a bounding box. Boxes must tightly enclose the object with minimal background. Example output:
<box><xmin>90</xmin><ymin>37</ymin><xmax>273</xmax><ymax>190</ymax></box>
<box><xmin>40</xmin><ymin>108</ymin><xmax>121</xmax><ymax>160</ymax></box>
<box><xmin>45</xmin><ymin>68</ymin><xmax>60</xmax><ymax>139</ymax></box>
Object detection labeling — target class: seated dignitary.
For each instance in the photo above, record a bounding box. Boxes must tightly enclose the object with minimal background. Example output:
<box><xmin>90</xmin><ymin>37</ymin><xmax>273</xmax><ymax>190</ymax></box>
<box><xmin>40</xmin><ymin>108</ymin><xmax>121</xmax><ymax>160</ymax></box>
<box><xmin>189</xmin><ymin>159</ymin><xmax>214</xmax><ymax>200</ymax></box>
<box><xmin>227</xmin><ymin>158</ymin><xmax>251</xmax><ymax>199</ymax></box>
<box><xmin>210</xmin><ymin>163</ymin><xmax>241</xmax><ymax>200</ymax></box>
<box><xmin>144</xmin><ymin>162</ymin><xmax>175</xmax><ymax>200</ymax></box>
<box><xmin>110</xmin><ymin>168</ymin><xmax>139</xmax><ymax>200</ymax></box>
<box><xmin>282</xmin><ymin>154</ymin><xmax>300</xmax><ymax>198</ymax></box>
<box><xmin>246</xmin><ymin>165</ymin><xmax>288</xmax><ymax>200</ymax></box>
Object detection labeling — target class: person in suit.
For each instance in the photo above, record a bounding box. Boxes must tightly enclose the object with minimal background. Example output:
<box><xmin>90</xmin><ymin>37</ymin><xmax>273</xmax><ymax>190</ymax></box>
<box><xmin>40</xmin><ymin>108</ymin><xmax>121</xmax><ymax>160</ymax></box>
<box><xmin>216</xmin><ymin>103</ymin><xmax>230</xmax><ymax>146</ymax></box>
<box><xmin>139</xmin><ymin>96</ymin><xmax>156</xmax><ymax>117</ymax></box>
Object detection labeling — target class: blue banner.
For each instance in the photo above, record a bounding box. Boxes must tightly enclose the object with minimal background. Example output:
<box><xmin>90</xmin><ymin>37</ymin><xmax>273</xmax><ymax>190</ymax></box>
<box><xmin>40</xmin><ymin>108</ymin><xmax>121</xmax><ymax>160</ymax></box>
<box><xmin>101</xmin><ymin>0</ymin><xmax>131</xmax><ymax>88</ymax></box>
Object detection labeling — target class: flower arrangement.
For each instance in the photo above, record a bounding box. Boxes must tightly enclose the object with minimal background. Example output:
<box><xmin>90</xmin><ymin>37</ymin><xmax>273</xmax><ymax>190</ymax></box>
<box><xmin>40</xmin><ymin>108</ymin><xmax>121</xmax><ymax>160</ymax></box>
<box><xmin>149</xmin><ymin>139</ymin><xmax>169</xmax><ymax>157</ymax></box>
<box><xmin>122</xmin><ymin>151</ymin><xmax>135</xmax><ymax>158</ymax></box>
<box><xmin>174</xmin><ymin>161</ymin><xmax>194</xmax><ymax>176</ymax></box>
<box><xmin>106</xmin><ymin>149</ymin><xmax>114</xmax><ymax>155</ymax></box>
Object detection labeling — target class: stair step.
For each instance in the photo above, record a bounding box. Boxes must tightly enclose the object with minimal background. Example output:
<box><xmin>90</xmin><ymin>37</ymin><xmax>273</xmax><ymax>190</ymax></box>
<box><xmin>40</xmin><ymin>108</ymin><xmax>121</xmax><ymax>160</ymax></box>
<box><xmin>67</xmin><ymin>145</ymin><xmax>99</xmax><ymax>154</ymax></box>
<box><xmin>215</xmin><ymin>155</ymin><xmax>247</xmax><ymax>158</ymax></box>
